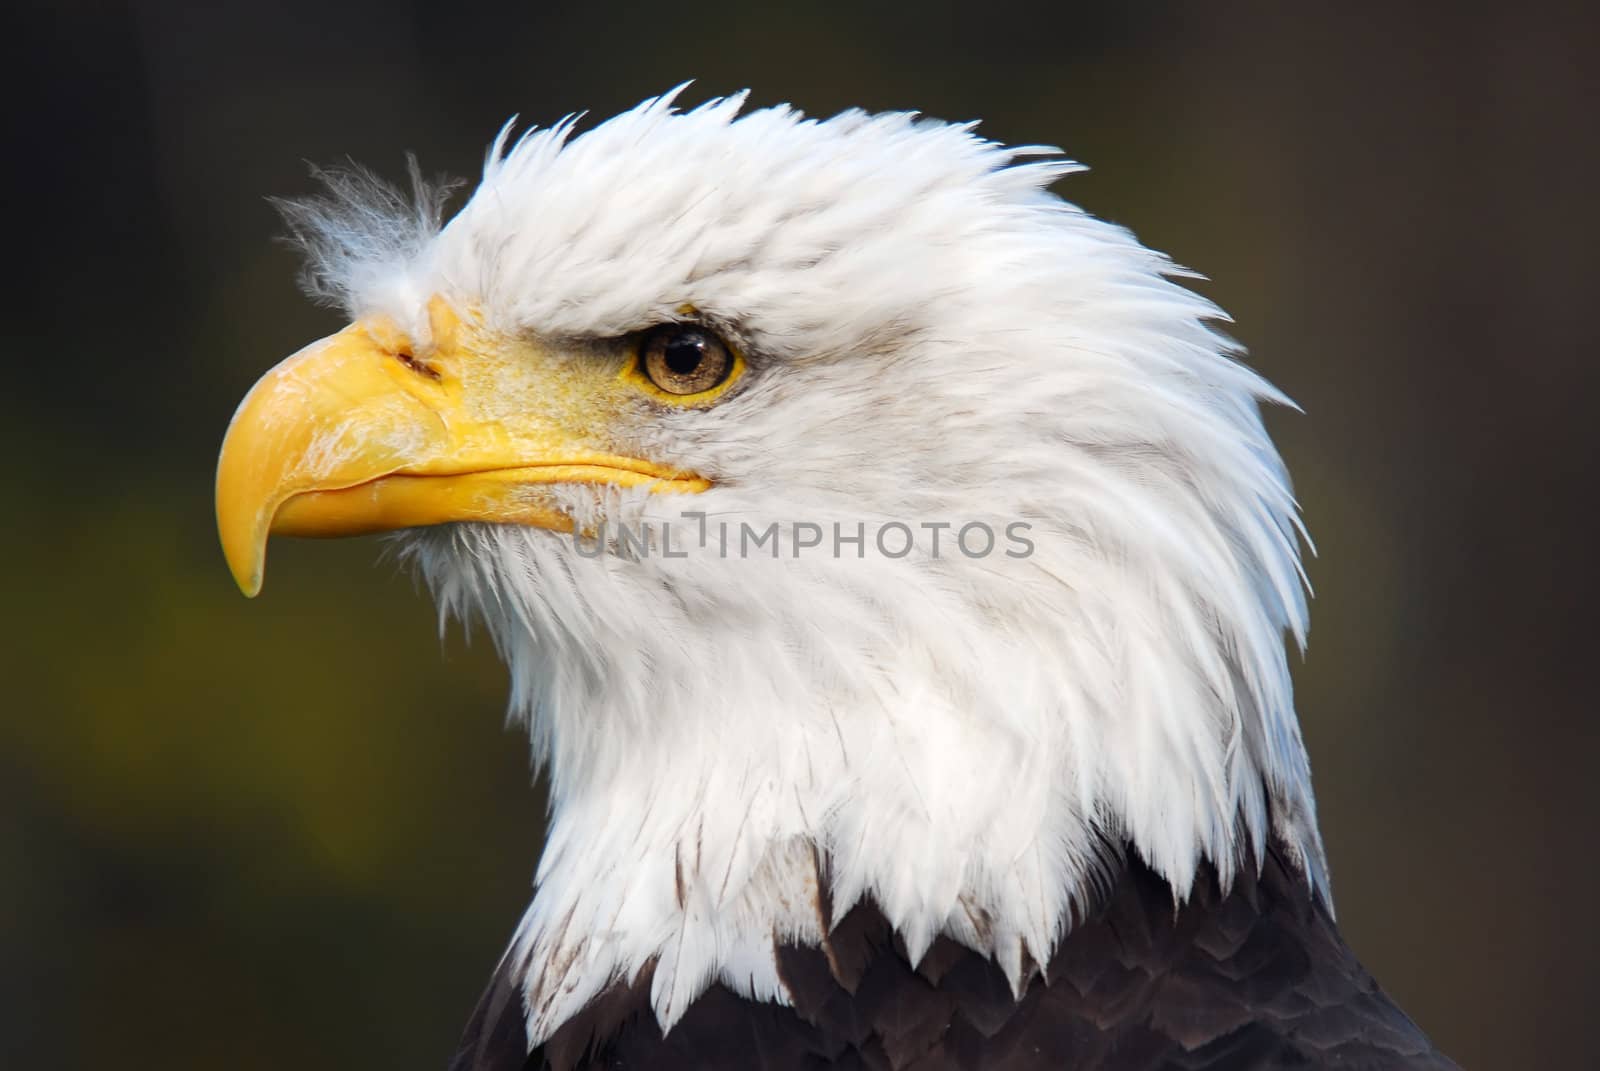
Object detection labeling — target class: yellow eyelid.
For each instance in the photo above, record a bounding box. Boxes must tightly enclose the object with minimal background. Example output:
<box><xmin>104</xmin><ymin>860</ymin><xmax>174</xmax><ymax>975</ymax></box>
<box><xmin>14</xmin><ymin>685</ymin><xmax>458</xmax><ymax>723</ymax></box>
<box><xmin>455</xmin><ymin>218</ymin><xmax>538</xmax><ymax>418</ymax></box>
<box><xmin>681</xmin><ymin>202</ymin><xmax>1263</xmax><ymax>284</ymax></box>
<box><xmin>619</xmin><ymin>331</ymin><xmax>748</xmax><ymax>406</ymax></box>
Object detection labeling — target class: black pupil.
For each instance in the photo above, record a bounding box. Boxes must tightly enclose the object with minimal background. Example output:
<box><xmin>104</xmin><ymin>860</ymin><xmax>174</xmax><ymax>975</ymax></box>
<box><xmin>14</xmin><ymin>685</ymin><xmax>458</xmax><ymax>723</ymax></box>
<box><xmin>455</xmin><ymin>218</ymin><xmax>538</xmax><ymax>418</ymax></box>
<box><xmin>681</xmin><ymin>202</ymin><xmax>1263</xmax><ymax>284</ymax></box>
<box><xmin>663</xmin><ymin>332</ymin><xmax>708</xmax><ymax>376</ymax></box>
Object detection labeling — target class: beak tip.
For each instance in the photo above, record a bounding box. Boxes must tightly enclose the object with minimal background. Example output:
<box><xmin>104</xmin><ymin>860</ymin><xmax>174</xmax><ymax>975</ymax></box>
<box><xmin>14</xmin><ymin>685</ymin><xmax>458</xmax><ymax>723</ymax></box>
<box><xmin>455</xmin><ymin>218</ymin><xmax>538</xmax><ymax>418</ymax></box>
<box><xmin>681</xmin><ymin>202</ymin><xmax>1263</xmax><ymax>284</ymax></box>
<box><xmin>218</xmin><ymin>510</ymin><xmax>267</xmax><ymax>598</ymax></box>
<box><xmin>226</xmin><ymin>553</ymin><xmax>264</xmax><ymax>598</ymax></box>
<box><xmin>217</xmin><ymin>454</ymin><xmax>270</xmax><ymax>598</ymax></box>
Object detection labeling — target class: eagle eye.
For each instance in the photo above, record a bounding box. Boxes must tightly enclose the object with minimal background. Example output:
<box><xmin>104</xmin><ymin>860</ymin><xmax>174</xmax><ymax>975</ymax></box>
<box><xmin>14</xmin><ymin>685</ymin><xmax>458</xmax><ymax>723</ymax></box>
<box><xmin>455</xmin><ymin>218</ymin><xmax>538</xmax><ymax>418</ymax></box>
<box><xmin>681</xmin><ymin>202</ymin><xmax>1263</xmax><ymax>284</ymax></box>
<box><xmin>640</xmin><ymin>325</ymin><xmax>734</xmax><ymax>396</ymax></box>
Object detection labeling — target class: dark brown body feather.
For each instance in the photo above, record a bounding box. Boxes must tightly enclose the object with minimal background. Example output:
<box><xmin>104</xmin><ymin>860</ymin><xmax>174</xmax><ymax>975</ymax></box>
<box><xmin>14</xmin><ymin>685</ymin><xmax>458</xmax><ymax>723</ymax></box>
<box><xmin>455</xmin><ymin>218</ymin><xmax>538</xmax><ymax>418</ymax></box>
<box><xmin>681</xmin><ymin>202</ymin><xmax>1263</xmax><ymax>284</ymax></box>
<box><xmin>451</xmin><ymin>842</ymin><xmax>1455</xmax><ymax>1070</ymax></box>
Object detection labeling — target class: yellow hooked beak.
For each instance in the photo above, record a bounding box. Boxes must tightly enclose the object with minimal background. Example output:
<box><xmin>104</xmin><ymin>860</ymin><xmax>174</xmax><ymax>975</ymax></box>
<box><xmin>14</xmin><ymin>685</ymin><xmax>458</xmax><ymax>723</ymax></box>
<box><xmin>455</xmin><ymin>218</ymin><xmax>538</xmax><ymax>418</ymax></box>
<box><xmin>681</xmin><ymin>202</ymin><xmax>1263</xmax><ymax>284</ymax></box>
<box><xmin>216</xmin><ymin>297</ymin><xmax>708</xmax><ymax>596</ymax></box>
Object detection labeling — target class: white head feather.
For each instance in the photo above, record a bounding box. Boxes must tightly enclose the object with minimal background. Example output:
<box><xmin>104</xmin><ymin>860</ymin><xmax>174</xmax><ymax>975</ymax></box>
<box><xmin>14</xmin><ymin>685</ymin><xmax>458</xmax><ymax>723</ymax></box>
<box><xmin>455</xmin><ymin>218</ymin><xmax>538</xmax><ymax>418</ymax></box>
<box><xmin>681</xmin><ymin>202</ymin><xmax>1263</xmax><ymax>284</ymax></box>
<box><xmin>284</xmin><ymin>89</ymin><xmax>1322</xmax><ymax>1042</ymax></box>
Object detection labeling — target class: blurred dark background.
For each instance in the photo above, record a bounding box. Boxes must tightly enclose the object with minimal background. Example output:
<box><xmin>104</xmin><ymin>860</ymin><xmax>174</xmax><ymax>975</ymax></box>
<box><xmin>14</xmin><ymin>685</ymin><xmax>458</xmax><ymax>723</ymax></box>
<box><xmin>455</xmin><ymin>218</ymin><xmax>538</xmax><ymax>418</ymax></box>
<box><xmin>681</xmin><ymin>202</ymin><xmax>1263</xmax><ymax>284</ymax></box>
<box><xmin>4</xmin><ymin>2</ymin><xmax>1595</xmax><ymax>1067</ymax></box>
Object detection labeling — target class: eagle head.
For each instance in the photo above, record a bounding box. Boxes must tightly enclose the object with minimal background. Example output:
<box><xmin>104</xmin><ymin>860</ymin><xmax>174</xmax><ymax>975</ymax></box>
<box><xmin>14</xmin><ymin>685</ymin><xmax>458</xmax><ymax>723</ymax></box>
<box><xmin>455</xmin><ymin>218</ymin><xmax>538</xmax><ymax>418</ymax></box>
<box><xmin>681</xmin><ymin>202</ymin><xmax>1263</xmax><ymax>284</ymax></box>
<box><xmin>217</xmin><ymin>90</ymin><xmax>1321</xmax><ymax>1040</ymax></box>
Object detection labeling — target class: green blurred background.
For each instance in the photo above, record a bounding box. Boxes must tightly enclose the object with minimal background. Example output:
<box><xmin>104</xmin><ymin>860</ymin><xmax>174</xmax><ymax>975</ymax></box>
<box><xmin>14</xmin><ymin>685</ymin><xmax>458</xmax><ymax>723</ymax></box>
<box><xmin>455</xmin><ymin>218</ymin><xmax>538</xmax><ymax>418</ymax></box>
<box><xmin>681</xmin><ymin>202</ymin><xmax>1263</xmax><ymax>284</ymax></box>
<box><xmin>5</xmin><ymin>2</ymin><xmax>1595</xmax><ymax>1067</ymax></box>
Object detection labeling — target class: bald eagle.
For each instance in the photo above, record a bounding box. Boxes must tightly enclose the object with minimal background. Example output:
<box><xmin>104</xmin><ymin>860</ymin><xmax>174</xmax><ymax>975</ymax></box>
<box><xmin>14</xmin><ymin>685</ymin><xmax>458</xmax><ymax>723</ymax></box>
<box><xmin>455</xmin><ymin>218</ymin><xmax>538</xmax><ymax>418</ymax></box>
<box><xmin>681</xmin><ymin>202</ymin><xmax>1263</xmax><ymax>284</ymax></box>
<box><xmin>217</xmin><ymin>91</ymin><xmax>1456</xmax><ymax>1070</ymax></box>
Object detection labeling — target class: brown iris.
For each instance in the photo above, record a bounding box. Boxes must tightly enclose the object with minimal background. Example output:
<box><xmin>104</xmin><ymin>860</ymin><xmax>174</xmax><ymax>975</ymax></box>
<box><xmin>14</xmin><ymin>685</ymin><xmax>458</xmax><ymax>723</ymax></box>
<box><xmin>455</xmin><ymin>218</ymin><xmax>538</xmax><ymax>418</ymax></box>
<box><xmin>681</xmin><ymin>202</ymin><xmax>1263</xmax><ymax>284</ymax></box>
<box><xmin>640</xmin><ymin>324</ymin><xmax>734</xmax><ymax>396</ymax></box>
